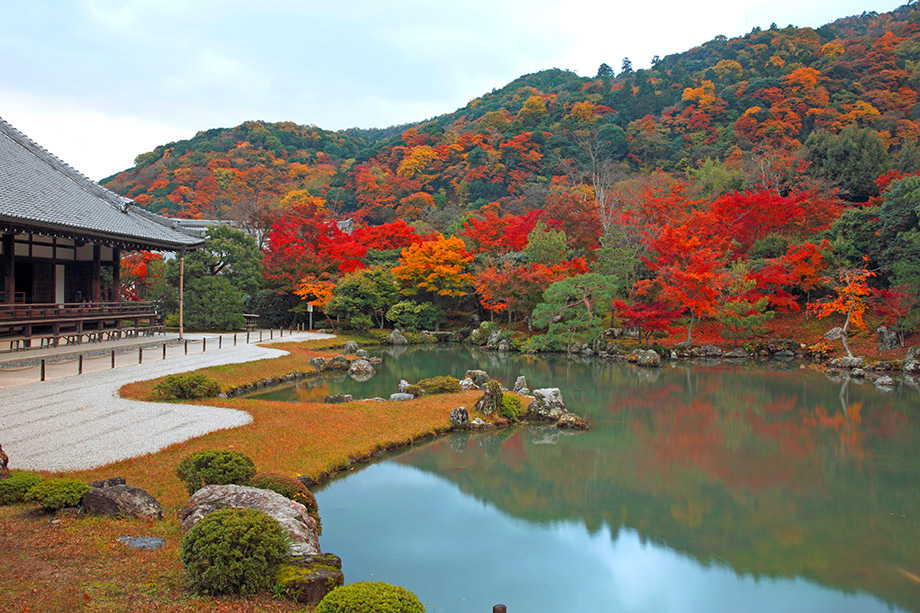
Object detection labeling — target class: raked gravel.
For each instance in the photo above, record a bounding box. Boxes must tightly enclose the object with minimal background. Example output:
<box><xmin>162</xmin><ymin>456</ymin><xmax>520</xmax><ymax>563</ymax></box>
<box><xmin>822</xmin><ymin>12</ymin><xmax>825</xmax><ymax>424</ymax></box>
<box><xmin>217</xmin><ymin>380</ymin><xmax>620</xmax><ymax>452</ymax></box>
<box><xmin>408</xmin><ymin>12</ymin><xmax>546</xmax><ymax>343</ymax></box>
<box><xmin>0</xmin><ymin>332</ymin><xmax>335</xmax><ymax>472</ymax></box>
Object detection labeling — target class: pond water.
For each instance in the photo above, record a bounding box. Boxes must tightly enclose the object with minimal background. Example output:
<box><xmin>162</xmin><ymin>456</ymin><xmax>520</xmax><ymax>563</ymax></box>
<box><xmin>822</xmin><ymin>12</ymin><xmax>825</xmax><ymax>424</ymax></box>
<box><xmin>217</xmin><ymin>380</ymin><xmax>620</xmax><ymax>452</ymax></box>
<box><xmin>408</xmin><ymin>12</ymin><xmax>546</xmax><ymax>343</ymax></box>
<box><xmin>247</xmin><ymin>345</ymin><xmax>920</xmax><ymax>612</ymax></box>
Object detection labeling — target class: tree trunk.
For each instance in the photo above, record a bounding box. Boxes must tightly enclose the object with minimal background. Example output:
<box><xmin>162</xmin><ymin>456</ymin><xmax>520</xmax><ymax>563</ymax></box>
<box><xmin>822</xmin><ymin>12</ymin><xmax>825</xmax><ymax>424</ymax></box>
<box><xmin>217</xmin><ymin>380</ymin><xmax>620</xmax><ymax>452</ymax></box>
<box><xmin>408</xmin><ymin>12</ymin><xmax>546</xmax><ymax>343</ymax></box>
<box><xmin>686</xmin><ymin>313</ymin><xmax>695</xmax><ymax>345</ymax></box>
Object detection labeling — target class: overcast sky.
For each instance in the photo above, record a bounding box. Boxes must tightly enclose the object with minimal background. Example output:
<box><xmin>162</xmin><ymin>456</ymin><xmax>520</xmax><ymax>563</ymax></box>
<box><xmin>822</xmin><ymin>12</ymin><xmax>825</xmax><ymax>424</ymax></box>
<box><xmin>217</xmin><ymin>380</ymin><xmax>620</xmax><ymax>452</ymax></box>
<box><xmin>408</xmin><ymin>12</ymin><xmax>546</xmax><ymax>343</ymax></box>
<box><xmin>0</xmin><ymin>0</ymin><xmax>907</xmax><ymax>180</ymax></box>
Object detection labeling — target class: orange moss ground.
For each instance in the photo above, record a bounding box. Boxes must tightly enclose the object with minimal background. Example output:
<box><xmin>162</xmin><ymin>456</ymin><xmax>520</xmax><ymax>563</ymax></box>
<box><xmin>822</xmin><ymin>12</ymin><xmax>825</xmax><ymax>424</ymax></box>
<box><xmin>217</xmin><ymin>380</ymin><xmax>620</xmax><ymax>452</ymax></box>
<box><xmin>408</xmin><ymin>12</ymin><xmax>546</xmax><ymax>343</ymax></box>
<box><xmin>0</xmin><ymin>336</ymin><xmax>481</xmax><ymax>613</ymax></box>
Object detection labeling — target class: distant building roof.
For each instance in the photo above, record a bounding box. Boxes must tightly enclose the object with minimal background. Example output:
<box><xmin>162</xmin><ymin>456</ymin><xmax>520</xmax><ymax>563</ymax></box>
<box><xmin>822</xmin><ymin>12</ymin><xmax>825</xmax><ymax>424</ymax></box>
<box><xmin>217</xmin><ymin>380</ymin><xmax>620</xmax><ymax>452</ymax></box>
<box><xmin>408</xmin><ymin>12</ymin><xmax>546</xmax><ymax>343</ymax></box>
<box><xmin>0</xmin><ymin>117</ymin><xmax>204</xmax><ymax>251</ymax></box>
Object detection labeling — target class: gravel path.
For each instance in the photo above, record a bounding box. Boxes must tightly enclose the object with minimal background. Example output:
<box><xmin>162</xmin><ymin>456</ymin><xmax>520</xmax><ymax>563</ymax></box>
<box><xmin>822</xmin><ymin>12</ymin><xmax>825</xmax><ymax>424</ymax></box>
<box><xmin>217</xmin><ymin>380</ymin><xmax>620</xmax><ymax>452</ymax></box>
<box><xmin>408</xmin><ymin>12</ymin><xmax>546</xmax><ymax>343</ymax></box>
<box><xmin>0</xmin><ymin>332</ymin><xmax>335</xmax><ymax>473</ymax></box>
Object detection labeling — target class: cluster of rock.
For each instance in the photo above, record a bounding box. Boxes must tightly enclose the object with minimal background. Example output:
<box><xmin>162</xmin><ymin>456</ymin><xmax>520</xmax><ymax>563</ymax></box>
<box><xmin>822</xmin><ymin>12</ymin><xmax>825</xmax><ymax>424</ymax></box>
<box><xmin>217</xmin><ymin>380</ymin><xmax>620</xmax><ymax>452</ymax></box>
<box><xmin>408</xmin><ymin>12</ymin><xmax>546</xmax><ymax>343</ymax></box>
<box><xmin>447</xmin><ymin>370</ymin><xmax>589</xmax><ymax>431</ymax></box>
<box><xmin>824</xmin><ymin>347</ymin><xmax>920</xmax><ymax>390</ymax></box>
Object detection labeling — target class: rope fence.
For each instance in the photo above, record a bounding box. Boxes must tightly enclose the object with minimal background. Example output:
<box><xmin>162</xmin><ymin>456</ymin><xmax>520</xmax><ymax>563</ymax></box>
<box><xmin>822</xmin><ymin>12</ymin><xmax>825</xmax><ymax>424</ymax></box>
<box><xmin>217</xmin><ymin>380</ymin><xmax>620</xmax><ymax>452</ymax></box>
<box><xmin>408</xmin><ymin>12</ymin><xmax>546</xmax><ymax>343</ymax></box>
<box><xmin>0</xmin><ymin>325</ymin><xmax>310</xmax><ymax>384</ymax></box>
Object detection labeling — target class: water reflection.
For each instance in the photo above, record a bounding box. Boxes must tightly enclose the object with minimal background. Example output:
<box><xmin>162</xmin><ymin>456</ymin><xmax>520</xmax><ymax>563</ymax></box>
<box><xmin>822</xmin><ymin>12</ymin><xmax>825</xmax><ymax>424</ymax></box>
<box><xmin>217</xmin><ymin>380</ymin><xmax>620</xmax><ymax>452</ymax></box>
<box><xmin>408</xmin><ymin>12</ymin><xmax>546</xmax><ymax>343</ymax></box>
<box><xmin>282</xmin><ymin>345</ymin><xmax>920</xmax><ymax>610</ymax></box>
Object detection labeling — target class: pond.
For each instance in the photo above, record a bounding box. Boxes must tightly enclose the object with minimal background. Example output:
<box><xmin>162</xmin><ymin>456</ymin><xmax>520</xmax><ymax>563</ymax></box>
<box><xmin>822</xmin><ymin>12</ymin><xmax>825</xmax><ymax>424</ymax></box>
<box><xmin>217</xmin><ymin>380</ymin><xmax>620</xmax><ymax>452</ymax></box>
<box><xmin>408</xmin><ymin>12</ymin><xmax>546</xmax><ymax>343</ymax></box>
<box><xmin>247</xmin><ymin>345</ymin><xmax>920</xmax><ymax>612</ymax></box>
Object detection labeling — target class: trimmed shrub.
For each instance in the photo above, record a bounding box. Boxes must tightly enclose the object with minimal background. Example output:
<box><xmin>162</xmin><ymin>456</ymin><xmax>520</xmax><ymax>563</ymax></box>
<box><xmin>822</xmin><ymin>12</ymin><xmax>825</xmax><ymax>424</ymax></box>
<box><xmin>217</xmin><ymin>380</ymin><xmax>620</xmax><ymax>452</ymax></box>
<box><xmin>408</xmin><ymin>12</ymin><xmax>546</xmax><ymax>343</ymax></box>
<box><xmin>25</xmin><ymin>478</ymin><xmax>90</xmax><ymax>511</ymax></box>
<box><xmin>154</xmin><ymin>372</ymin><xmax>221</xmax><ymax>400</ymax></box>
<box><xmin>403</xmin><ymin>384</ymin><xmax>423</xmax><ymax>397</ymax></box>
<box><xmin>316</xmin><ymin>581</ymin><xmax>425</xmax><ymax>613</ymax></box>
<box><xmin>181</xmin><ymin>507</ymin><xmax>288</xmax><ymax>596</ymax></box>
<box><xmin>386</xmin><ymin>301</ymin><xmax>439</xmax><ymax>332</ymax></box>
<box><xmin>0</xmin><ymin>472</ymin><xmax>44</xmax><ymax>505</ymax></box>
<box><xmin>250</xmin><ymin>472</ymin><xmax>322</xmax><ymax>535</ymax></box>
<box><xmin>500</xmin><ymin>393</ymin><xmax>524</xmax><ymax>421</ymax></box>
<box><xmin>416</xmin><ymin>376</ymin><xmax>461</xmax><ymax>395</ymax></box>
<box><xmin>175</xmin><ymin>450</ymin><xmax>256</xmax><ymax>495</ymax></box>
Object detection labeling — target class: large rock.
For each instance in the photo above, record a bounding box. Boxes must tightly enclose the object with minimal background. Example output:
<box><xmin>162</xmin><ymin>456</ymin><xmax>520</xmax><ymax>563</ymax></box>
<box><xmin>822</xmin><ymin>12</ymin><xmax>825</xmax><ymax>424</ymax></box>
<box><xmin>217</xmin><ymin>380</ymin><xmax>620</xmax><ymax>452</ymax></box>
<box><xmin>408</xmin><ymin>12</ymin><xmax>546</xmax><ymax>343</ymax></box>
<box><xmin>385</xmin><ymin>329</ymin><xmax>408</xmax><ymax>345</ymax></box>
<box><xmin>873</xmin><ymin>375</ymin><xmax>895</xmax><ymax>389</ymax></box>
<box><xmin>178</xmin><ymin>485</ymin><xmax>320</xmax><ymax>556</ymax></box>
<box><xmin>308</xmin><ymin>357</ymin><xmax>326</xmax><ymax>371</ymax></box>
<box><xmin>449</xmin><ymin>406</ymin><xmax>470</xmax><ymax>430</ymax></box>
<box><xmin>905</xmin><ymin>360</ymin><xmax>920</xmax><ymax>374</ymax></box>
<box><xmin>768</xmin><ymin>339</ymin><xmax>800</xmax><ymax>353</ymax></box>
<box><xmin>459</xmin><ymin>377</ymin><xmax>478</xmax><ymax>390</ymax></box>
<box><xmin>355</xmin><ymin>349</ymin><xmax>369</xmax><ymax>359</ymax></box>
<box><xmin>691</xmin><ymin>345</ymin><xmax>723</xmax><ymax>358</ymax></box>
<box><xmin>327</xmin><ymin>355</ymin><xmax>349</xmax><ymax>370</ymax></box>
<box><xmin>557</xmin><ymin>413</ymin><xmax>589</xmax><ymax>430</ymax></box>
<box><xmin>907</xmin><ymin>347</ymin><xmax>920</xmax><ymax>362</ymax></box>
<box><xmin>389</xmin><ymin>393</ymin><xmax>414</xmax><ymax>401</ymax></box>
<box><xmin>275</xmin><ymin>554</ymin><xmax>344</xmax><ymax>606</ymax></box>
<box><xmin>635</xmin><ymin>349</ymin><xmax>661</xmax><ymax>367</ymax></box>
<box><xmin>824</xmin><ymin>327</ymin><xmax>846</xmax><ymax>341</ymax></box>
<box><xmin>474</xmin><ymin>380</ymin><xmax>503</xmax><ymax>415</ymax></box>
<box><xmin>486</xmin><ymin>330</ymin><xmax>504</xmax><ymax>349</ymax></box>
<box><xmin>348</xmin><ymin>359</ymin><xmax>376</xmax><ymax>377</ymax></box>
<box><xmin>0</xmin><ymin>444</ymin><xmax>8</xmax><ymax>480</ymax></box>
<box><xmin>513</xmin><ymin>376</ymin><xmax>528</xmax><ymax>393</ymax></box>
<box><xmin>877</xmin><ymin>326</ymin><xmax>900</xmax><ymax>351</ymax></box>
<box><xmin>526</xmin><ymin>388</ymin><xmax>567</xmax><ymax>422</ymax></box>
<box><xmin>496</xmin><ymin>339</ymin><xmax>512</xmax><ymax>352</ymax></box>
<box><xmin>324</xmin><ymin>394</ymin><xmax>353</xmax><ymax>404</ymax></box>
<box><xmin>343</xmin><ymin>340</ymin><xmax>359</xmax><ymax>354</ymax></box>
<box><xmin>81</xmin><ymin>485</ymin><xmax>164</xmax><ymax>519</ymax></box>
<box><xmin>465</xmin><ymin>369</ymin><xmax>490</xmax><ymax>387</ymax></box>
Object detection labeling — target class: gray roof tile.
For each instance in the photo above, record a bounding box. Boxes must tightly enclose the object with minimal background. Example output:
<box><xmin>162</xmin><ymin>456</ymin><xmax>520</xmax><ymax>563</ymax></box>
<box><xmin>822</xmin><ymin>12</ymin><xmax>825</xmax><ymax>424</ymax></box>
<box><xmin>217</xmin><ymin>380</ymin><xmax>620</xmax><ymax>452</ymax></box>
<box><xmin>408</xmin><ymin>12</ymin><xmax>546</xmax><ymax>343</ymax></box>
<box><xmin>0</xmin><ymin>116</ymin><xmax>203</xmax><ymax>250</ymax></box>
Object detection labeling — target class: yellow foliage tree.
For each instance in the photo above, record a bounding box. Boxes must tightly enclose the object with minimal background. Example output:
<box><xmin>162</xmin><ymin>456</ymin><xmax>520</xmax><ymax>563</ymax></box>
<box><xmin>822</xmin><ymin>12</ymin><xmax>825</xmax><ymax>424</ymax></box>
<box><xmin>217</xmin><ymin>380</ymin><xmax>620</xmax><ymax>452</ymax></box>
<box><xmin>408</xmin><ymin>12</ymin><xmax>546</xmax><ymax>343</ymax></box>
<box><xmin>392</xmin><ymin>235</ymin><xmax>473</xmax><ymax>297</ymax></box>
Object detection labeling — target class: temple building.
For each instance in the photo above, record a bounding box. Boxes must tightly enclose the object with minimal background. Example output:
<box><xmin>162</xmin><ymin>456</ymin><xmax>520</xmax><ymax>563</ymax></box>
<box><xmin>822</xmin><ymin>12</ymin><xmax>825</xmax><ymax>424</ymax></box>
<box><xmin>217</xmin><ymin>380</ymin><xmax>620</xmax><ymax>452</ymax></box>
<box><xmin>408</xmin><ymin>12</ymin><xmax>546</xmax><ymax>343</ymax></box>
<box><xmin>0</xmin><ymin>117</ymin><xmax>204</xmax><ymax>347</ymax></box>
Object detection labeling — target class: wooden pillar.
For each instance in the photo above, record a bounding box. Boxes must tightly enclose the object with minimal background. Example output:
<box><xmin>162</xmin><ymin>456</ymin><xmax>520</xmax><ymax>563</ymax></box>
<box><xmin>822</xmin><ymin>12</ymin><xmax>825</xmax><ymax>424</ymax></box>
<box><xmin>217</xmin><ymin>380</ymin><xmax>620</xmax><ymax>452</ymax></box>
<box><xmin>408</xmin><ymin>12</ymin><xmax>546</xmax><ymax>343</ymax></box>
<box><xmin>91</xmin><ymin>244</ymin><xmax>101</xmax><ymax>302</ymax></box>
<box><xmin>178</xmin><ymin>249</ymin><xmax>185</xmax><ymax>340</ymax></box>
<box><xmin>112</xmin><ymin>247</ymin><xmax>121</xmax><ymax>302</ymax></box>
<box><xmin>2</xmin><ymin>234</ymin><xmax>13</xmax><ymax>304</ymax></box>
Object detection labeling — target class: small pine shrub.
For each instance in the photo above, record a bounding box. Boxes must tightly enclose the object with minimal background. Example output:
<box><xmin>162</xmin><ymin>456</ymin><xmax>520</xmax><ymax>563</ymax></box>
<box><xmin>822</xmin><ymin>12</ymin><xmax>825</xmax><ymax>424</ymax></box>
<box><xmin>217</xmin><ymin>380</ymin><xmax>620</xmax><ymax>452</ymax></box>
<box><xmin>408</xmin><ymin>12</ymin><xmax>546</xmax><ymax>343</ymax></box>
<box><xmin>0</xmin><ymin>472</ymin><xmax>44</xmax><ymax>505</ymax></box>
<box><xmin>416</xmin><ymin>376</ymin><xmax>461</xmax><ymax>395</ymax></box>
<box><xmin>181</xmin><ymin>507</ymin><xmax>288</xmax><ymax>596</ymax></box>
<box><xmin>250</xmin><ymin>473</ymin><xmax>322</xmax><ymax>535</ymax></box>
<box><xmin>175</xmin><ymin>450</ymin><xmax>256</xmax><ymax>494</ymax></box>
<box><xmin>403</xmin><ymin>384</ymin><xmax>423</xmax><ymax>397</ymax></box>
<box><xmin>499</xmin><ymin>393</ymin><xmax>524</xmax><ymax>421</ymax></box>
<box><xmin>25</xmin><ymin>478</ymin><xmax>90</xmax><ymax>511</ymax></box>
<box><xmin>154</xmin><ymin>373</ymin><xmax>221</xmax><ymax>400</ymax></box>
<box><xmin>316</xmin><ymin>581</ymin><xmax>425</xmax><ymax>613</ymax></box>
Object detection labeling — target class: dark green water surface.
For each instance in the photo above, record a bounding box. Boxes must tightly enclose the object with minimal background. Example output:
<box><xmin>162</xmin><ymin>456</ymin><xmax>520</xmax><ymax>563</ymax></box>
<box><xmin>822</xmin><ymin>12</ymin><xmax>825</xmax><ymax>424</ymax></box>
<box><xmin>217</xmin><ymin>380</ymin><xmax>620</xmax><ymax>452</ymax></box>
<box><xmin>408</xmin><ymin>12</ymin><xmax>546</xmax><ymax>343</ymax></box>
<box><xmin>247</xmin><ymin>345</ymin><xmax>920</xmax><ymax>612</ymax></box>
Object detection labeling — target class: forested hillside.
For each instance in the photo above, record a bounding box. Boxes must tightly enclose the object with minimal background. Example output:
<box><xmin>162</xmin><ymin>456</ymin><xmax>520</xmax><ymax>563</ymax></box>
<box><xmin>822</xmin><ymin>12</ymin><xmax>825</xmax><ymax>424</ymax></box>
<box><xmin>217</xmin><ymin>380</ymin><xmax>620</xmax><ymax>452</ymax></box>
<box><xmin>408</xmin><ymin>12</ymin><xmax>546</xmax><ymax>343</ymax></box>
<box><xmin>108</xmin><ymin>4</ymin><xmax>920</xmax><ymax>349</ymax></box>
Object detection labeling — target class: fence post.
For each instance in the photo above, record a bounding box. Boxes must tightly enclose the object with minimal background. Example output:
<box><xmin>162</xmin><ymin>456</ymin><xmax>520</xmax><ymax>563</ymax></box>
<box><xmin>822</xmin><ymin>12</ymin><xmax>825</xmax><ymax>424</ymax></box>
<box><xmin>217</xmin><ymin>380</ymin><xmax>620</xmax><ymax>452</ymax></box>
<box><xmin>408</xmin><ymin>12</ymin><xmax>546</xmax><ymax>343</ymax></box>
<box><xmin>185</xmin><ymin>339</ymin><xmax>188</xmax><ymax>355</ymax></box>
<box><xmin>260</xmin><ymin>330</ymin><xmax>263</xmax><ymax>342</ymax></box>
<box><xmin>78</xmin><ymin>354</ymin><xmax>83</xmax><ymax>375</ymax></box>
<box><xmin>246</xmin><ymin>331</ymin><xmax>250</xmax><ymax>344</ymax></box>
<box><xmin>139</xmin><ymin>347</ymin><xmax>143</xmax><ymax>364</ymax></box>
<box><xmin>111</xmin><ymin>350</ymin><xmax>115</xmax><ymax>369</ymax></box>
<box><xmin>234</xmin><ymin>333</ymin><xmax>237</xmax><ymax>346</ymax></box>
<box><xmin>270</xmin><ymin>329</ymin><xmax>273</xmax><ymax>340</ymax></box>
<box><xmin>219</xmin><ymin>335</ymin><xmax>222</xmax><ymax>349</ymax></box>
<box><xmin>203</xmin><ymin>338</ymin><xmax>207</xmax><ymax>352</ymax></box>
<box><xmin>40</xmin><ymin>359</ymin><xmax>46</xmax><ymax>381</ymax></box>
<box><xmin>163</xmin><ymin>343</ymin><xmax>167</xmax><ymax>360</ymax></box>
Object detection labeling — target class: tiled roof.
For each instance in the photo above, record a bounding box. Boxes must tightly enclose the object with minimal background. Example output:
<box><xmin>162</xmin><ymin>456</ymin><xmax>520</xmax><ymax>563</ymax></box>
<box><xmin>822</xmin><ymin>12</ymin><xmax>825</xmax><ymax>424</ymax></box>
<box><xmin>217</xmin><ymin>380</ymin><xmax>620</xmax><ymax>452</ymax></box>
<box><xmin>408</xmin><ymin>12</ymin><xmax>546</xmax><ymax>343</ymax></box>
<box><xmin>0</xmin><ymin>116</ymin><xmax>204</xmax><ymax>251</ymax></box>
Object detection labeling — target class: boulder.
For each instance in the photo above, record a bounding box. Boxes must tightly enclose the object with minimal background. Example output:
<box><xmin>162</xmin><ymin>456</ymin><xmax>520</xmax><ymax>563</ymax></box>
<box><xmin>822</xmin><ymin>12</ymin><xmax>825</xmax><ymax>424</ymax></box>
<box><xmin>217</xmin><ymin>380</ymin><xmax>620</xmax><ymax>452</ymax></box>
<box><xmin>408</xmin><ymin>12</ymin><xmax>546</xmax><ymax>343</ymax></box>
<box><xmin>81</xmin><ymin>485</ymin><xmax>164</xmax><ymax>520</ymax></box>
<box><xmin>557</xmin><ymin>413</ymin><xmax>589</xmax><ymax>430</ymax></box>
<box><xmin>389</xmin><ymin>393</ymin><xmax>414</xmax><ymax>401</ymax></box>
<box><xmin>275</xmin><ymin>554</ymin><xmax>344</xmax><ymax>606</ymax></box>
<box><xmin>691</xmin><ymin>345</ymin><xmax>723</xmax><ymax>358</ymax></box>
<box><xmin>907</xmin><ymin>347</ymin><xmax>920</xmax><ymax>362</ymax></box>
<box><xmin>308</xmin><ymin>357</ymin><xmax>326</xmax><ymax>372</ymax></box>
<box><xmin>348</xmin><ymin>359</ymin><xmax>376</xmax><ymax>377</ymax></box>
<box><xmin>328</xmin><ymin>355</ymin><xmax>349</xmax><ymax>370</ymax></box>
<box><xmin>905</xmin><ymin>360</ymin><xmax>920</xmax><ymax>374</ymax></box>
<box><xmin>178</xmin><ymin>484</ymin><xmax>320</xmax><ymax>556</ymax></box>
<box><xmin>497</xmin><ymin>339</ymin><xmax>512</xmax><ymax>352</ymax></box>
<box><xmin>513</xmin><ymin>376</ymin><xmax>528</xmax><ymax>393</ymax></box>
<box><xmin>355</xmin><ymin>349</ymin><xmax>369</xmax><ymax>359</ymax></box>
<box><xmin>449</xmin><ymin>406</ymin><xmax>470</xmax><ymax>430</ymax></box>
<box><xmin>385</xmin><ymin>329</ymin><xmax>408</xmax><ymax>345</ymax></box>
<box><xmin>343</xmin><ymin>340</ymin><xmax>359</xmax><ymax>355</ymax></box>
<box><xmin>0</xmin><ymin>444</ymin><xmax>9</xmax><ymax>480</ymax></box>
<box><xmin>486</xmin><ymin>330</ymin><xmax>504</xmax><ymax>349</ymax></box>
<box><xmin>368</xmin><ymin>356</ymin><xmax>383</xmax><ymax>364</ymax></box>
<box><xmin>465</xmin><ymin>369</ymin><xmax>490</xmax><ymax>387</ymax></box>
<box><xmin>459</xmin><ymin>377</ymin><xmax>478</xmax><ymax>390</ymax></box>
<box><xmin>873</xmin><ymin>375</ymin><xmax>895</xmax><ymax>389</ymax></box>
<box><xmin>837</xmin><ymin>356</ymin><xmax>864</xmax><ymax>368</ymax></box>
<box><xmin>397</xmin><ymin>379</ymin><xmax>410</xmax><ymax>393</ymax></box>
<box><xmin>324</xmin><ymin>394</ymin><xmax>353</xmax><ymax>404</ymax></box>
<box><xmin>850</xmin><ymin>368</ymin><xmax>867</xmax><ymax>379</ymax></box>
<box><xmin>768</xmin><ymin>339</ymin><xmax>800</xmax><ymax>353</ymax></box>
<box><xmin>526</xmin><ymin>388</ymin><xmax>567</xmax><ymax>422</ymax></box>
<box><xmin>723</xmin><ymin>348</ymin><xmax>750</xmax><ymax>359</ymax></box>
<box><xmin>877</xmin><ymin>326</ymin><xmax>900</xmax><ymax>351</ymax></box>
<box><xmin>87</xmin><ymin>477</ymin><xmax>126</xmax><ymax>489</ymax></box>
<box><xmin>824</xmin><ymin>327</ymin><xmax>846</xmax><ymax>341</ymax></box>
<box><xmin>474</xmin><ymin>381</ymin><xmax>503</xmax><ymax>415</ymax></box>
<box><xmin>635</xmin><ymin>349</ymin><xmax>661</xmax><ymax>368</ymax></box>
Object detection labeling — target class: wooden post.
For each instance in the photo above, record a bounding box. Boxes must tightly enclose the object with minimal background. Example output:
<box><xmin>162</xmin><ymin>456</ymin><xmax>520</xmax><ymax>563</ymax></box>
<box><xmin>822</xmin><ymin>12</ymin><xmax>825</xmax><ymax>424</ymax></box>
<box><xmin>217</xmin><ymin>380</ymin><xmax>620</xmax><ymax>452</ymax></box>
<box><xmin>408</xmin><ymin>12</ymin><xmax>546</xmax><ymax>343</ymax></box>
<box><xmin>493</xmin><ymin>606</ymin><xmax>507</xmax><ymax>613</ymax></box>
<box><xmin>138</xmin><ymin>347</ymin><xmax>143</xmax><ymax>364</ymax></box>
<box><xmin>178</xmin><ymin>249</ymin><xmax>185</xmax><ymax>340</ymax></box>
<box><xmin>233</xmin><ymin>333</ymin><xmax>237</xmax><ymax>346</ymax></box>
<box><xmin>78</xmin><ymin>354</ymin><xmax>83</xmax><ymax>375</ymax></box>
<box><xmin>111</xmin><ymin>350</ymin><xmax>115</xmax><ymax>368</ymax></box>
<box><xmin>219</xmin><ymin>335</ymin><xmax>222</xmax><ymax>349</ymax></box>
<box><xmin>184</xmin><ymin>339</ymin><xmax>188</xmax><ymax>354</ymax></box>
<box><xmin>91</xmin><ymin>244</ymin><xmax>102</xmax><ymax>302</ymax></box>
<box><xmin>203</xmin><ymin>338</ymin><xmax>207</xmax><ymax>352</ymax></box>
<box><xmin>112</xmin><ymin>247</ymin><xmax>121</xmax><ymax>302</ymax></box>
<box><xmin>40</xmin><ymin>359</ymin><xmax>45</xmax><ymax>381</ymax></box>
<box><xmin>2</xmin><ymin>234</ymin><xmax>13</xmax><ymax>305</ymax></box>
<box><xmin>163</xmin><ymin>343</ymin><xmax>167</xmax><ymax>360</ymax></box>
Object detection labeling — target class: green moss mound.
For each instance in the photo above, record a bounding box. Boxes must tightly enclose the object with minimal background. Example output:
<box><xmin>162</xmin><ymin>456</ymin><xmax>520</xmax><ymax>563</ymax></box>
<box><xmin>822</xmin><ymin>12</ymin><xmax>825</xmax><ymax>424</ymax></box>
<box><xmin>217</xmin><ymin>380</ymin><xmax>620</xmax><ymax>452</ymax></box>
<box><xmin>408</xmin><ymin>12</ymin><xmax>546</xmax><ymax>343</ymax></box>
<box><xmin>0</xmin><ymin>472</ymin><xmax>44</xmax><ymax>505</ymax></box>
<box><xmin>416</xmin><ymin>376</ymin><xmax>462</xmax><ymax>394</ymax></box>
<box><xmin>155</xmin><ymin>372</ymin><xmax>221</xmax><ymax>399</ymax></box>
<box><xmin>181</xmin><ymin>507</ymin><xmax>288</xmax><ymax>596</ymax></box>
<box><xmin>316</xmin><ymin>580</ymin><xmax>425</xmax><ymax>613</ymax></box>
<box><xmin>500</xmin><ymin>392</ymin><xmax>524</xmax><ymax>421</ymax></box>
<box><xmin>250</xmin><ymin>472</ymin><xmax>322</xmax><ymax>534</ymax></box>
<box><xmin>25</xmin><ymin>478</ymin><xmax>90</xmax><ymax>511</ymax></box>
<box><xmin>175</xmin><ymin>450</ymin><xmax>256</xmax><ymax>494</ymax></box>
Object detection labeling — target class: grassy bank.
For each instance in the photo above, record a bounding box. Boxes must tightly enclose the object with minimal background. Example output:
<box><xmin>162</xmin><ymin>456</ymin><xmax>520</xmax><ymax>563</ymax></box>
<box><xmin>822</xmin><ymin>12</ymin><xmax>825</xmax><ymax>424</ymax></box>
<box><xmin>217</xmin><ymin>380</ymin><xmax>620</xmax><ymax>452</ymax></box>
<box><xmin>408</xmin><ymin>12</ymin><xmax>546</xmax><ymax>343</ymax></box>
<box><xmin>0</xmin><ymin>336</ymin><xmax>481</xmax><ymax>612</ymax></box>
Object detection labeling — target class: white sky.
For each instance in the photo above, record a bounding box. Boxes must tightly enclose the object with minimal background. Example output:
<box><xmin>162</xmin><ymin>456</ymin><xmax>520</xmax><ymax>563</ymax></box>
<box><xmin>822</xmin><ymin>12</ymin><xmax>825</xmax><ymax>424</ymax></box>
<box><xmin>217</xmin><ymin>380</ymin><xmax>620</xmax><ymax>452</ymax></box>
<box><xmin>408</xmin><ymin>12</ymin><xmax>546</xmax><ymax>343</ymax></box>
<box><xmin>0</xmin><ymin>0</ymin><xmax>908</xmax><ymax>180</ymax></box>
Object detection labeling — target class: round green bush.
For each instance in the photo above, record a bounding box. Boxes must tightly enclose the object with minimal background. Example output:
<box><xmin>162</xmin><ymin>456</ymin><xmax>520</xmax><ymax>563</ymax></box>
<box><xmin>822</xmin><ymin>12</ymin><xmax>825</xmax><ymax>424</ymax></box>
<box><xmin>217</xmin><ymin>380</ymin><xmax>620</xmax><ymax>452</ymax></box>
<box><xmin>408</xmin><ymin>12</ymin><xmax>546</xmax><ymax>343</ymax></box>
<box><xmin>316</xmin><ymin>581</ymin><xmax>425</xmax><ymax>613</ymax></box>
<box><xmin>181</xmin><ymin>507</ymin><xmax>288</xmax><ymax>596</ymax></box>
<box><xmin>154</xmin><ymin>372</ymin><xmax>221</xmax><ymax>399</ymax></box>
<box><xmin>175</xmin><ymin>450</ymin><xmax>256</xmax><ymax>494</ymax></box>
<box><xmin>499</xmin><ymin>393</ymin><xmax>524</xmax><ymax>421</ymax></box>
<box><xmin>25</xmin><ymin>478</ymin><xmax>90</xmax><ymax>511</ymax></box>
<box><xmin>0</xmin><ymin>472</ymin><xmax>44</xmax><ymax>505</ymax></box>
<box><xmin>249</xmin><ymin>472</ymin><xmax>322</xmax><ymax>534</ymax></box>
<box><xmin>416</xmin><ymin>376</ymin><xmax>461</xmax><ymax>395</ymax></box>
